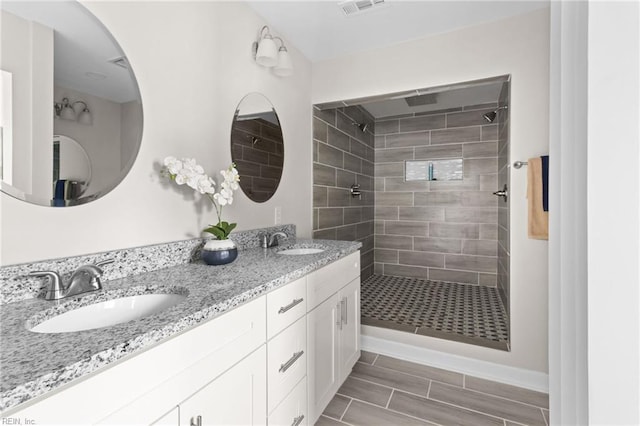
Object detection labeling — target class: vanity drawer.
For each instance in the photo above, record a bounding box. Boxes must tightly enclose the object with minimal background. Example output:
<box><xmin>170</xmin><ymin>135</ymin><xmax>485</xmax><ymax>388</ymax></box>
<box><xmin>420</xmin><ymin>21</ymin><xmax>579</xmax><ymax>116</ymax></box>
<box><xmin>267</xmin><ymin>316</ymin><xmax>307</xmax><ymax>413</ymax></box>
<box><xmin>268</xmin><ymin>377</ymin><xmax>307</xmax><ymax>426</ymax></box>
<box><xmin>267</xmin><ymin>276</ymin><xmax>307</xmax><ymax>339</ymax></box>
<box><xmin>307</xmin><ymin>251</ymin><xmax>360</xmax><ymax>311</ymax></box>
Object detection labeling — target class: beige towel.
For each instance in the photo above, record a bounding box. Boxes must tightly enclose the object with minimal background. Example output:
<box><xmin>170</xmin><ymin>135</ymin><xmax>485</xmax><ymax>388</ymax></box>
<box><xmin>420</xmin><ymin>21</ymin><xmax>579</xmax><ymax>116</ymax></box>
<box><xmin>527</xmin><ymin>157</ymin><xmax>548</xmax><ymax>240</ymax></box>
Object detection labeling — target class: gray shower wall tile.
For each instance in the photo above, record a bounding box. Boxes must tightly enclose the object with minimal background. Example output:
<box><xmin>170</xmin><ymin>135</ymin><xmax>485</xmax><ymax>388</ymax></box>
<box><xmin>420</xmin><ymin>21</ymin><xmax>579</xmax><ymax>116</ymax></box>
<box><xmin>400</xmin><ymin>114</ymin><xmax>446</xmax><ymax>132</ymax></box>
<box><xmin>344</xmin><ymin>153</ymin><xmax>363</xmax><ymax>173</ymax></box>
<box><xmin>384</xmin><ymin>264</ymin><xmax>429</xmax><ymax>279</ymax></box>
<box><xmin>384</xmin><ymin>177</ymin><xmax>430</xmax><ymax>192</ymax></box>
<box><xmin>328</xmin><ymin>126</ymin><xmax>351</xmax><ymax>152</ymax></box>
<box><xmin>375</xmin><ymin>249</ymin><xmax>399</xmax><ymax>263</ymax></box>
<box><xmin>462</xmin><ymin>240</ymin><xmax>498</xmax><ymax>256</ymax></box>
<box><xmin>337</xmin><ymin>110</ymin><xmax>358</xmax><ymax>138</ymax></box>
<box><xmin>376</xmin><ymin>234</ymin><xmax>414</xmax><ymax>250</ymax></box>
<box><xmin>336</xmin><ymin>224</ymin><xmax>357</xmax><ymax>241</ymax></box>
<box><xmin>429</xmin><ymin>268</ymin><xmax>479</xmax><ymax>285</ymax></box>
<box><xmin>375</xmin><ymin>206</ymin><xmax>399</xmax><ymax>220</ymax></box>
<box><xmin>318</xmin><ymin>208</ymin><xmax>344</xmax><ymax>228</ymax></box>
<box><xmin>337</xmin><ymin>169</ymin><xmax>357</xmax><ymax>189</ymax></box>
<box><xmin>399</xmin><ymin>251</ymin><xmax>445</xmax><ymax>268</ymax></box>
<box><xmin>357</xmin><ymin>221</ymin><xmax>375</xmax><ymax>239</ymax></box>
<box><xmin>480</xmin><ymin>174</ymin><xmax>498</xmax><ymax>191</ymax></box>
<box><xmin>314</xmin><ymin>117</ymin><xmax>328</xmax><ymax>142</ymax></box>
<box><xmin>431</xmin><ymin>127</ymin><xmax>481</xmax><ymax>144</ymax></box>
<box><xmin>414</xmin><ymin>144</ymin><xmax>463</xmax><ymax>160</ymax></box>
<box><xmin>375</xmin><ymin>135</ymin><xmax>386</xmax><ymax>149</ymax></box>
<box><xmin>344</xmin><ymin>207</ymin><xmax>363</xmax><ymax>225</ymax></box>
<box><xmin>430</xmin><ymin>222</ymin><xmax>480</xmax><ymax>239</ymax></box>
<box><xmin>376</xmin><ymin>119</ymin><xmax>400</xmax><ymax>134</ymax></box>
<box><xmin>480</xmin><ymin>224</ymin><xmax>498</xmax><ymax>240</ymax></box>
<box><xmin>327</xmin><ymin>187</ymin><xmax>351</xmax><ymax>207</ymax></box>
<box><xmin>479</xmin><ymin>273</ymin><xmax>497</xmax><ymax>287</ymax></box>
<box><xmin>446</xmin><ymin>108</ymin><xmax>496</xmax><ymax>128</ymax></box>
<box><xmin>481</xmin><ymin>124</ymin><xmax>499</xmax><ymax>141</ymax></box>
<box><xmin>375</xmin><ymin>162</ymin><xmax>404</xmax><ymax>177</ymax></box>
<box><xmin>463</xmin><ymin>158</ymin><xmax>498</xmax><ymax>177</ymax></box>
<box><xmin>314</xmin><ymin>163</ymin><xmax>336</xmax><ymax>186</ymax></box>
<box><xmin>376</xmin><ymin>147</ymin><xmax>414</xmax><ymax>163</ymax></box>
<box><xmin>376</xmin><ymin>192</ymin><xmax>414</xmax><ymax>206</ymax></box>
<box><xmin>398</xmin><ymin>206</ymin><xmax>445</xmax><ymax>221</ymax></box>
<box><xmin>385</xmin><ymin>132</ymin><xmax>430</xmax><ymax>148</ymax></box>
<box><xmin>313</xmin><ymin>228</ymin><xmax>337</xmax><ymax>240</ymax></box>
<box><xmin>384</xmin><ymin>221</ymin><xmax>429</xmax><ymax>237</ymax></box>
<box><xmin>314</xmin><ymin>186</ymin><xmax>328</xmax><ymax>207</ymax></box>
<box><xmin>445</xmin><ymin>207</ymin><xmax>498</xmax><ymax>224</ymax></box>
<box><xmin>314</xmin><ymin>107</ymin><xmax>336</xmax><ymax>126</ymax></box>
<box><xmin>414</xmin><ymin>237</ymin><xmax>462</xmax><ymax>254</ymax></box>
<box><xmin>445</xmin><ymin>254</ymin><xmax>497</xmax><ymax>273</ymax></box>
<box><xmin>463</xmin><ymin>142</ymin><xmax>498</xmax><ymax>159</ymax></box>
<box><xmin>429</xmin><ymin>177</ymin><xmax>480</xmax><ymax>192</ymax></box>
<box><xmin>319</xmin><ymin>143</ymin><xmax>344</xmax><ymax>168</ymax></box>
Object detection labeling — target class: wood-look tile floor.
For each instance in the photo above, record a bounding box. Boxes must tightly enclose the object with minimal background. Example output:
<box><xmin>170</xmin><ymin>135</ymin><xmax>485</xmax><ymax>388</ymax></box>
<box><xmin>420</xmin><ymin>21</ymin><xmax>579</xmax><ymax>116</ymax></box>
<box><xmin>316</xmin><ymin>351</ymin><xmax>549</xmax><ymax>426</ymax></box>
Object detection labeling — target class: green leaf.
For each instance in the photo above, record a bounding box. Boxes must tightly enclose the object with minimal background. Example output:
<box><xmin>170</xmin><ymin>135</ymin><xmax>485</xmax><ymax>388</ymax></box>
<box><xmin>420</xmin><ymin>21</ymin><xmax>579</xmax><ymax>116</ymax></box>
<box><xmin>203</xmin><ymin>226</ymin><xmax>225</xmax><ymax>239</ymax></box>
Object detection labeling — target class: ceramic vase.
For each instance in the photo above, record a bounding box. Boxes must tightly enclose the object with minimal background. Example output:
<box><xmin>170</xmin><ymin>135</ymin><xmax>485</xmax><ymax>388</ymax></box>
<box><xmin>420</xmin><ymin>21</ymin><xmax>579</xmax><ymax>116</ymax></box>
<box><xmin>201</xmin><ymin>239</ymin><xmax>238</xmax><ymax>265</ymax></box>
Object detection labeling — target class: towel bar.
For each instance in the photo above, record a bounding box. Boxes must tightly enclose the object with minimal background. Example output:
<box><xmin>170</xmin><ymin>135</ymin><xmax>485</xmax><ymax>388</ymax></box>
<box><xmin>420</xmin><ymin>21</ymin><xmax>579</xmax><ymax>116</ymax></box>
<box><xmin>513</xmin><ymin>161</ymin><xmax>528</xmax><ymax>169</ymax></box>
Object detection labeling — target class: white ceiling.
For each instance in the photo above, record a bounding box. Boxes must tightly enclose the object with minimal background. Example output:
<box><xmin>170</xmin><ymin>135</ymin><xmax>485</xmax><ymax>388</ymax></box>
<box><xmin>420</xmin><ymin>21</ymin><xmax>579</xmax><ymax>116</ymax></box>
<box><xmin>2</xmin><ymin>1</ymin><xmax>139</xmax><ymax>104</ymax></box>
<box><xmin>247</xmin><ymin>0</ymin><xmax>549</xmax><ymax>62</ymax></box>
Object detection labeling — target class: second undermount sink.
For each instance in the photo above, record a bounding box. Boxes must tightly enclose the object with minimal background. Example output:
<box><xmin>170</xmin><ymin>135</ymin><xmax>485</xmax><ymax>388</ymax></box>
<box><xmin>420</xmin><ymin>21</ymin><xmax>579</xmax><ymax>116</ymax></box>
<box><xmin>29</xmin><ymin>293</ymin><xmax>187</xmax><ymax>334</ymax></box>
<box><xmin>278</xmin><ymin>247</ymin><xmax>325</xmax><ymax>255</ymax></box>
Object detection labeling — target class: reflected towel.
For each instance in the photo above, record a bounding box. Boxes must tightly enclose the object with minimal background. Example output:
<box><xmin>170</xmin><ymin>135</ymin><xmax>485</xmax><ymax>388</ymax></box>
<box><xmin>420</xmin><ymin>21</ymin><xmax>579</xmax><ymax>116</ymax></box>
<box><xmin>527</xmin><ymin>157</ymin><xmax>548</xmax><ymax>240</ymax></box>
<box><xmin>53</xmin><ymin>180</ymin><xmax>66</xmax><ymax>207</ymax></box>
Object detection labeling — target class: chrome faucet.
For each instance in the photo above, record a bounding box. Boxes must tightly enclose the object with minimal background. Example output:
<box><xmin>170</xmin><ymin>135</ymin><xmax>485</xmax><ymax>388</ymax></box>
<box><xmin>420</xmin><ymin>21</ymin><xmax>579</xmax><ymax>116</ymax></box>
<box><xmin>29</xmin><ymin>259</ymin><xmax>114</xmax><ymax>300</ymax></box>
<box><xmin>260</xmin><ymin>232</ymin><xmax>288</xmax><ymax>248</ymax></box>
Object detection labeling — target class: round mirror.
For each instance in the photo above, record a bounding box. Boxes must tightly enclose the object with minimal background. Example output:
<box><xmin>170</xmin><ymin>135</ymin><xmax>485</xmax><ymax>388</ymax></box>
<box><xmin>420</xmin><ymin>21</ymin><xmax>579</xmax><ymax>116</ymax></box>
<box><xmin>0</xmin><ymin>1</ymin><xmax>143</xmax><ymax>206</ymax></box>
<box><xmin>231</xmin><ymin>93</ymin><xmax>283</xmax><ymax>203</ymax></box>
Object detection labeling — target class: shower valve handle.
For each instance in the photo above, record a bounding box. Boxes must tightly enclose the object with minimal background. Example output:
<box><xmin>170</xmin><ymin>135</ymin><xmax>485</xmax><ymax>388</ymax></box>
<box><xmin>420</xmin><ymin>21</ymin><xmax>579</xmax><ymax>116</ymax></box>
<box><xmin>493</xmin><ymin>184</ymin><xmax>508</xmax><ymax>202</ymax></box>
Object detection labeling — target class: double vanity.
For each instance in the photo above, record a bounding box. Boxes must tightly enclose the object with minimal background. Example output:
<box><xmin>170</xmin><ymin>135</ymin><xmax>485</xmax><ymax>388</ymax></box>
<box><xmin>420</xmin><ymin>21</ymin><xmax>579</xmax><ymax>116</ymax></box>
<box><xmin>0</xmin><ymin>231</ymin><xmax>361</xmax><ymax>425</ymax></box>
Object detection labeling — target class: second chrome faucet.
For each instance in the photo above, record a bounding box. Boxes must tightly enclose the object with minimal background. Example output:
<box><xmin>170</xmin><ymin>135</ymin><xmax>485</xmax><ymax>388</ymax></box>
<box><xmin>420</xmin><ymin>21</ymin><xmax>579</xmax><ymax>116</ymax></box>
<box><xmin>29</xmin><ymin>259</ymin><xmax>115</xmax><ymax>301</ymax></box>
<box><xmin>260</xmin><ymin>232</ymin><xmax>288</xmax><ymax>249</ymax></box>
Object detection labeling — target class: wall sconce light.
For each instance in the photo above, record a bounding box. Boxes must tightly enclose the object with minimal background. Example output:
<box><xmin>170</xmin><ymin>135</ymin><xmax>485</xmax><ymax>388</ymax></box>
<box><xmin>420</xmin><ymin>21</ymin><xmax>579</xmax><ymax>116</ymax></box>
<box><xmin>54</xmin><ymin>98</ymin><xmax>92</xmax><ymax>125</ymax></box>
<box><xmin>252</xmin><ymin>26</ymin><xmax>293</xmax><ymax>77</ymax></box>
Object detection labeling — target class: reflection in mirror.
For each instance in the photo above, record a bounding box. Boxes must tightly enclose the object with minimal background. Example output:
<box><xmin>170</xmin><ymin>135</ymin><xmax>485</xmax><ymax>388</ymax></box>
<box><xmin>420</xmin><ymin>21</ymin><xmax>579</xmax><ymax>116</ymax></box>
<box><xmin>231</xmin><ymin>93</ymin><xmax>283</xmax><ymax>203</ymax></box>
<box><xmin>0</xmin><ymin>1</ymin><xmax>143</xmax><ymax>206</ymax></box>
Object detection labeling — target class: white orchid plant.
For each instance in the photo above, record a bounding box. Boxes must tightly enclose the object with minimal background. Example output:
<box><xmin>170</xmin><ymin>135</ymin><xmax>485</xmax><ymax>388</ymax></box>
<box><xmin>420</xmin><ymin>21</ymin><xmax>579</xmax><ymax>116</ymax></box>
<box><xmin>163</xmin><ymin>156</ymin><xmax>240</xmax><ymax>240</ymax></box>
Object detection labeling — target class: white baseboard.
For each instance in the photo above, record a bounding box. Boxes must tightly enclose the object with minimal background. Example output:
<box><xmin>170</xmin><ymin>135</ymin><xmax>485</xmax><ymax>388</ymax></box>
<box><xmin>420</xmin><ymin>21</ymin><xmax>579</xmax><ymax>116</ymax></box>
<box><xmin>361</xmin><ymin>334</ymin><xmax>549</xmax><ymax>393</ymax></box>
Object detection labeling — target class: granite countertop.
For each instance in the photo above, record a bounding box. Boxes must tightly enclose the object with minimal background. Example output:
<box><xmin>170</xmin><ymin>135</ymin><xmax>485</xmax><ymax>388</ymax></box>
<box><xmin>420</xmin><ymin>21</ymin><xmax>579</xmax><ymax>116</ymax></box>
<box><xmin>0</xmin><ymin>238</ymin><xmax>361</xmax><ymax>413</ymax></box>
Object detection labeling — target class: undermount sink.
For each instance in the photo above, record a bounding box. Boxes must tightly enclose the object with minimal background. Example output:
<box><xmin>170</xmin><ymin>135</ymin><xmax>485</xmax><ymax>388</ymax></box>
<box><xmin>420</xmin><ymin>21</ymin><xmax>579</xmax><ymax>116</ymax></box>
<box><xmin>29</xmin><ymin>293</ymin><xmax>187</xmax><ymax>333</ymax></box>
<box><xmin>278</xmin><ymin>247</ymin><xmax>325</xmax><ymax>255</ymax></box>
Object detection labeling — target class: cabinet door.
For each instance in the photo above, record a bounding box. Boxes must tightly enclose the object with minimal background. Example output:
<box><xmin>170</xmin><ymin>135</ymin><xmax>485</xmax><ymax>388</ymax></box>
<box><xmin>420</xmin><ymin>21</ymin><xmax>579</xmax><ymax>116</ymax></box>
<box><xmin>306</xmin><ymin>294</ymin><xmax>340</xmax><ymax>424</ymax></box>
<box><xmin>179</xmin><ymin>346</ymin><xmax>266</xmax><ymax>426</ymax></box>
<box><xmin>338</xmin><ymin>278</ymin><xmax>360</xmax><ymax>383</ymax></box>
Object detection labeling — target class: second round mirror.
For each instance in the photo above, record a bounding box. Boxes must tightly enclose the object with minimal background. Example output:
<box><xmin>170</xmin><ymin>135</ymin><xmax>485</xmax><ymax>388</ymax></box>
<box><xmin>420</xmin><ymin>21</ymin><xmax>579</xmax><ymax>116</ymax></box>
<box><xmin>230</xmin><ymin>93</ymin><xmax>283</xmax><ymax>203</ymax></box>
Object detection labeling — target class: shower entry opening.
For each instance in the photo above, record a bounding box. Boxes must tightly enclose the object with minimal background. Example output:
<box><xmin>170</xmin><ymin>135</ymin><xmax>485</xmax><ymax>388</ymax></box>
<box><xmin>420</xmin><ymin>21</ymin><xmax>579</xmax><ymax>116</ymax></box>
<box><xmin>312</xmin><ymin>75</ymin><xmax>511</xmax><ymax>351</ymax></box>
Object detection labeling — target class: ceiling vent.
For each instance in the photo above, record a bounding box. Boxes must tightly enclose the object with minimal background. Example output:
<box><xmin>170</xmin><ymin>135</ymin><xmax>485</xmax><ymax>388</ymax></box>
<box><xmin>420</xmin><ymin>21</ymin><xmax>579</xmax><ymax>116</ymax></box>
<box><xmin>339</xmin><ymin>0</ymin><xmax>387</xmax><ymax>17</ymax></box>
<box><xmin>108</xmin><ymin>56</ymin><xmax>129</xmax><ymax>69</ymax></box>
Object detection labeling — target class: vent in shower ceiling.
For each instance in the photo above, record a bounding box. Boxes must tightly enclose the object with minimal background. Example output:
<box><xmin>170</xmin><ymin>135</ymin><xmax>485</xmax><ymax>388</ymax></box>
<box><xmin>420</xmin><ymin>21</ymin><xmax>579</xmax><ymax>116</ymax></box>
<box><xmin>339</xmin><ymin>0</ymin><xmax>387</xmax><ymax>17</ymax></box>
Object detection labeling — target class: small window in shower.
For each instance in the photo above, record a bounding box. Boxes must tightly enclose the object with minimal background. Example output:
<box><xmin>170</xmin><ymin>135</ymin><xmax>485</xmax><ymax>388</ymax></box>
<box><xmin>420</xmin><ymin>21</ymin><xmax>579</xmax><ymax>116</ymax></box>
<box><xmin>405</xmin><ymin>159</ymin><xmax>463</xmax><ymax>181</ymax></box>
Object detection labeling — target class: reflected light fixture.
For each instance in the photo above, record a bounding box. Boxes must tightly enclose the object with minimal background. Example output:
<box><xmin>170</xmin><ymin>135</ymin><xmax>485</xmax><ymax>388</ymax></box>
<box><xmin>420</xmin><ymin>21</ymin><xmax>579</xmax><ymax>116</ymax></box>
<box><xmin>54</xmin><ymin>98</ymin><xmax>92</xmax><ymax>125</ymax></box>
<box><xmin>253</xmin><ymin>26</ymin><xmax>293</xmax><ymax>77</ymax></box>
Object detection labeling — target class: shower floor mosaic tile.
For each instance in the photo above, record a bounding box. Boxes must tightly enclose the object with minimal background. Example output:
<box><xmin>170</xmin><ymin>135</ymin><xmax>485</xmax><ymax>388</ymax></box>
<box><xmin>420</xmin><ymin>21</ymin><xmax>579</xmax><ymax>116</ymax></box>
<box><xmin>361</xmin><ymin>274</ymin><xmax>510</xmax><ymax>351</ymax></box>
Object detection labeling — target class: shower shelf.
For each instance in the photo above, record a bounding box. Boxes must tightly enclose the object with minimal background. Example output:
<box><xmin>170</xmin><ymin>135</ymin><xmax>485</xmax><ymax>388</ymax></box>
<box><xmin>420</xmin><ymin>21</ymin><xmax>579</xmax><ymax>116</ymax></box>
<box><xmin>405</xmin><ymin>159</ymin><xmax>463</xmax><ymax>182</ymax></box>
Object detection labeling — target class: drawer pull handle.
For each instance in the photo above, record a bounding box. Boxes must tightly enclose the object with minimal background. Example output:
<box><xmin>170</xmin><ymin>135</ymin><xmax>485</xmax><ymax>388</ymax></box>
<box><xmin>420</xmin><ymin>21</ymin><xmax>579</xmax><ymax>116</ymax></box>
<box><xmin>279</xmin><ymin>350</ymin><xmax>304</xmax><ymax>373</ymax></box>
<box><xmin>341</xmin><ymin>297</ymin><xmax>347</xmax><ymax>325</ymax></box>
<box><xmin>336</xmin><ymin>303</ymin><xmax>342</xmax><ymax>330</ymax></box>
<box><xmin>278</xmin><ymin>298</ymin><xmax>304</xmax><ymax>314</ymax></box>
<box><xmin>291</xmin><ymin>414</ymin><xmax>305</xmax><ymax>426</ymax></box>
<box><xmin>190</xmin><ymin>415</ymin><xmax>202</xmax><ymax>426</ymax></box>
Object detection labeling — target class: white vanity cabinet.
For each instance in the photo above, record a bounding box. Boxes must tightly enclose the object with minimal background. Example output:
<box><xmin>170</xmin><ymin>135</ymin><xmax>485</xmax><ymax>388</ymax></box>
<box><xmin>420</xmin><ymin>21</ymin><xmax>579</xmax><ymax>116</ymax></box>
<box><xmin>306</xmin><ymin>252</ymin><xmax>361</xmax><ymax>424</ymax></box>
<box><xmin>6</xmin><ymin>250</ymin><xmax>360</xmax><ymax>426</ymax></box>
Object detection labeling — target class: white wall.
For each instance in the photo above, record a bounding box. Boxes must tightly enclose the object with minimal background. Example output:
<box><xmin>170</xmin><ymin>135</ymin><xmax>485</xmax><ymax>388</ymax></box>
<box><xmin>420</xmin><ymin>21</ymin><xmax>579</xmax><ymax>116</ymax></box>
<box><xmin>548</xmin><ymin>1</ymin><xmax>589</xmax><ymax>423</ymax></box>
<box><xmin>587</xmin><ymin>1</ymin><xmax>640</xmax><ymax>424</ymax></box>
<box><xmin>54</xmin><ymin>85</ymin><xmax>122</xmax><ymax>198</ymax></box>
<box><xmin>314</xmin><ymin>9</ymin><xmax>550</xmax><ymax>375</ymax></box>
<box><xmin>0</xmin><ymin>10</ymin><xmax>53</xmax><ymax>200</ymax></box>
<box><xmin>0</xmin><ymin>1</ymin><xmax>312</xmax><ymax>266</ymax></box>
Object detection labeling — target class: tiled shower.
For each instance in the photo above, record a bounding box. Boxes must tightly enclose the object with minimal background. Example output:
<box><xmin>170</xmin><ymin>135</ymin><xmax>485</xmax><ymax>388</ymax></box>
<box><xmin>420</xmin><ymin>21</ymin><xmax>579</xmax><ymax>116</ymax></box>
<box><xmin>313</xmin><ymin>78</ymin><xmax>511</xmax><ymax>350</ymax></box>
